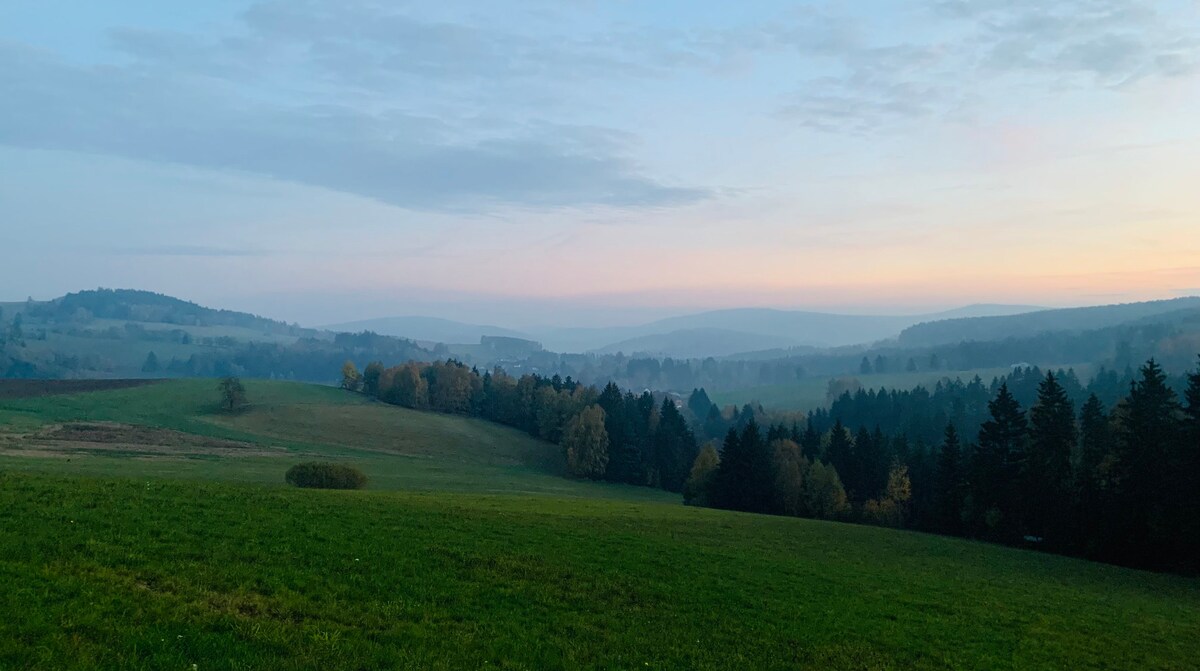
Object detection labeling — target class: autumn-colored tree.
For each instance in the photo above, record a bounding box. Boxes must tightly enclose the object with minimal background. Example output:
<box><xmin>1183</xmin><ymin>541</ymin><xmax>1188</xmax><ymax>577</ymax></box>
<box><xmin>804</xmin><ymin>460</ymin><xmax>849</xmax><ymax>520</ymax></box>
<box><xmin>863</xmin><ymin>463</ymin><xmax>912</xmax><ymax>527</ymax></box>
<box><xmin>683</xmin><ymin>442</ymin><xmax>720</xmax><ymax>506</ymax></box>
<box><xmin>384</xmin><ymin>364</ymin><xmax>428</xmax><ymax>408</ymax></box>
<box><xmin>769</xmin><ymin>439</ymin><xmax>808</xmax><ymax>516</ymax></box>
<box><xmin>341</xmin><ymin>360</ymin><xmax>362</xmax><ymax>391</ymax></box>
<box><xmin>361</xmin><ymin>361</ymin><xmax>384</xmax><ymax>397</ymax></box>
<box><xmin>564</xmin><ymin>405</ymin><xmax>609</xmax><ymax>479</ymax></box>
<box><xmin>427</xmin><ymin>361</ymin><xmax>476</xmax><ymax>413</ymax></box>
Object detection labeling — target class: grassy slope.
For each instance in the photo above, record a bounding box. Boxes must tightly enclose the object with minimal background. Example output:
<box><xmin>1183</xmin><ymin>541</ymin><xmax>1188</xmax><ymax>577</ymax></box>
<box><xmin>1</xmin><ymin>472</ymin><xmax>1197</xmax><ymax>670</ymax></box>
<box><xmin>1</xmin><ymin>380</ymin><xmax>1197</xmax><ymax>669</ymax></box>
<box><xmin>0</xmin><ymin>379</ymin><xmax>669</xmax><ymax>501</ymax></box>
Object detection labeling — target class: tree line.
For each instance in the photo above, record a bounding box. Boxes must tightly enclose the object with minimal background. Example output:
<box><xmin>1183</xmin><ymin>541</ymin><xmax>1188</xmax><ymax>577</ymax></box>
<box><xmin>693</xmin><ymin>358</ymin><xmax>1200</xmax><ymax>572</ymax></box>
<box><xmin>342</xmin><ymin>360</ymin><xmax>701</xmax><ymax>491</ymax></box>
<box><xmin>344</xmin><ymin>356</ymin><xmax>1199</xmax><ymax>572</ymax></box>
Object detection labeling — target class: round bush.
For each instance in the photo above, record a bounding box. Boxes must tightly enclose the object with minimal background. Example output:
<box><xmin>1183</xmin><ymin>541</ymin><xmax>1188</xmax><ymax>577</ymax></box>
<box><xmin>285</xmin><ymin>462</ymin><xmax>368</xmax><ymax>490</ymax></box>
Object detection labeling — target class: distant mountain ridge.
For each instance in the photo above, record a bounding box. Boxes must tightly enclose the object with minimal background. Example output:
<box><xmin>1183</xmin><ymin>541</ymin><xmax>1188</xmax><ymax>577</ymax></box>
<box><xmin>898</xmin><ymin>297</ymin><xmax>1200</xmax><ymax>347</ymax></box>
<box><xmin>536</xmin><ymin>304</ymin><xmax>1043</xmax><ymax>356</ymax></box>
<box><xmin>322</xmin><ymin>304</ymin><xmax>1046</xmax><ymax>357</ymax></box>
<box><xmin>320</xmin><ymin>316</ymin><xmax>532</xmax><ymax>345</ymax></box>
<box><xmin>25</xmin><ymin>289</ymin><xmax>312</xmax><ymax>337</ymax></box>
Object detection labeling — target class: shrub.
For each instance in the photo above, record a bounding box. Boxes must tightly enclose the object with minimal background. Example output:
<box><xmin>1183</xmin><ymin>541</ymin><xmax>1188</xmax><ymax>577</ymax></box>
<box><xmin>285</xmin><ymin>462</ymin><xmax>368</xmax><ymax>490</ymax></box>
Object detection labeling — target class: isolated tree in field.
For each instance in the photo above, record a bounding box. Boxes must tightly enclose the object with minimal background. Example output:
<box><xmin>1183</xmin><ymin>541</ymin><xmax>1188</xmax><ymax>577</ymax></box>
<box><xmin>860</xmin><ymin>356</ymin><xmax>873</xmax><ymax>375</ymax></box>
<box><xmin>341</xmin><ymin>360</ymin><xmax>362</xmax><ymax>391</ymax></box>
<box><xmin>218</xmin><ymin>376</ymin><xmax>248</xmax><ymax>412</ymax></box>
<box><xmin>907</xmin><ymin>357</ymin><xmax>918</xmax><ymax>372</ymax></box>
<box><xmin>683</xmin><ymin>442</ymin><xmax>720</xmax><ymax>506</ymax></box>
<box><xmin>141</xmin><ymin>351</ymin><xmax>159</xmax><ymax>373</ymax></box>
<box><xmin>563</xmin><ymin>404</ymin><xmax>609</xmax><ymax>479</ymax></box>
<box><xmin>1026</xmin><ymin>372</ymin><xmax>1076</xmax><ymax>544</ymax></box>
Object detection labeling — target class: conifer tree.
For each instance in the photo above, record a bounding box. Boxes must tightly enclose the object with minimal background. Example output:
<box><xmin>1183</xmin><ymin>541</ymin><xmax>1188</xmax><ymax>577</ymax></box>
<box><xmin>653</xmin><ymin>399</ymin><xmax>698</xmax><ymax>493</ymax></box>
<box><xmin>934</xmin><ymin>423</ymin><xmax>966</xmax><ymax>534</ymax></box>
<box><xmin>1074</xmin><ymin>394</ymin><xmax>1112</xmax><ymax>554</ymax></box>
<box><xmin>1026</xmin><ymin>373</ymin><xmax>1076</xmax><ymax>545</ymax></box>
<box><xmin>824</xmin><ymin>419</ymin><xmax>853</xmax><ymax>489</ymax></box>
<box><xmin>972</xmin><ymin>383</ymin><xmax>1028</xmax><ymax>539</ymax></box>
<box><xmin>1113</xmin><ymin>359</ymin><xmax>1179</xmax><ymax>566</ymax></box>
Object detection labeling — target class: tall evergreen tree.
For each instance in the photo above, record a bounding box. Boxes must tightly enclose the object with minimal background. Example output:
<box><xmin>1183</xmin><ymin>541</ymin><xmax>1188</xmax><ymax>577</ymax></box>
<box><xmin>1176</xmin><ymin>357</ymin><xmax>1200</xmax><ymax>565</ymax></box>
<box><xmin>934</xmin><ymin>423</ymin><xmax>966</xmax><ymax>535</ymax></box>
<box><xmin>1113</xmin><ymin>359</ymin><xmax>1180</xmax><ymax>566</ymax></box>
<box><xmin>653</xmin><ymin>399</ymin><xmax>698</xmax><ymax>493</ymax></box>
<box><xmin>800</xmin><ymin>418</ymin><xmax>822</xmax><ymax>462</ymax></box>
<box><xmin>824</xmin><ymin>419</ymin><xmax>853</xmax><ymax>487</ymax></box>
<box><xmin>971</xmin><ymin>383</ymin><xmax>1028</xmax><ymax>539</ymax></box>
<box><xmin>687</xmin><ymin>388</ymin><xmax>714</xmax><ymax>422</ymax></box>
<box><xmin>1074</xmin><ymin>394</ymin><xmax>1112</xmax><ymax>555</ymax></box>
<box><xmin>1026</xmin><ymin>373</ymin><xmax>1076</xmax><ymax>546</ymax></box>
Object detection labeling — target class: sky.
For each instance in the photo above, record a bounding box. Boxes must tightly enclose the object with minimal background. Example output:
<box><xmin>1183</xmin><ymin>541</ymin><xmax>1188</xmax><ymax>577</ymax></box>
<box><xmin>2</xmin><ymin>0</ymin><xmax>1199</xmax><ymax>328</ymax></box>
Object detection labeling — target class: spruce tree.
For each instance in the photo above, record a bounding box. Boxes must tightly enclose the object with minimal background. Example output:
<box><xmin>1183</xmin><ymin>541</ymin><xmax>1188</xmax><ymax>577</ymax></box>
<box><xmin>687</xmin><ymin>388</ymin><xmax>713</xmax><ymax>422</ymax></box>
<box><xmin>800</xmin><ymin>418</ymin><xmax>822</xmax><ymax>462</ymax></box>
<box><xmin>1026</xmin><ymin>373</ymin><xmax>1076</xmax><ymax>546</ymax></box>
<box><xmin>653</xmin><ymin>399</ymin><xmax>697</xmax><ymax>493</ymax></box>
<box><xmin>1113</xmin><ymin>359</ymin><xmax>1180</xmax><ymax>566</ymax></box>
<box><xmin>934</xmin><ymin>423</ymin><xmax>965</xmax><ymax>535</ymax></box>
<box><xmin>825</xmin><ymin>419</ymin><xmax>853</xmax><ymax>489</ymax></box>
<box><xmin>972</xmin><ymin>383</ymin><xmax>1028</xmax><ymax>539</ymax></box>
<box><xmin>1177</xmin><ymin>357</ymin><xmax>1200</xmax><ymax>566</ymax></box>
<box><xmin>1075</xmin><ymin>394</ymin><xmax>1112</xmax><ymax>555</ymax></box>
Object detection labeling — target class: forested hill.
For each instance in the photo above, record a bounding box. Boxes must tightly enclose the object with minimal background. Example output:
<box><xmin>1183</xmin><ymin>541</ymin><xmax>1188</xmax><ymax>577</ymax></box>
<box><xmin>24</xmin><ymin>289</ymin><xmax>313</xmax><ymax>337</ymax></box>
<box><xmin>898</xmin><ymin>297</ymin><xmax>1200</xmax><ymax>347</ymax></box>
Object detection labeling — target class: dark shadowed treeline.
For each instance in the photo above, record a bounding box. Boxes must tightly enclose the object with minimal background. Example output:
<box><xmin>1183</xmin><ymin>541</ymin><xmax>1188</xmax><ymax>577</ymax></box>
<box><xmin>345</xmin><ymin>356</ymin><xmax>1200</xmax><ymax>572</ymax></box>
<box><xmin>691</xmin><ymin>358</ymin><xmax>1200</xmax><ymax>572</ymax></box>
<box><xmin>343</xmin><ymin>360</ymin><xmax>700</xmax><ymax>491</ymax></box>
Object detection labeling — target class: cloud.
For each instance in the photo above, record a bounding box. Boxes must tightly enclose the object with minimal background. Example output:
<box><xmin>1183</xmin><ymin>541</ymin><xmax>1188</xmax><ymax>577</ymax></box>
<box><xmin>776</xmin><ymin>0</ymin><xmax>1199</xmax><ymax>131</ymax></box>
<box><xmin>0</xmin><ymin>1</ymin><xmax>715</xmax><ymax>212</ymax></box>
<box><xmin>114</xmin><ymin>245</ymin><xmax>270</xmax><ymax>258</ymax></box>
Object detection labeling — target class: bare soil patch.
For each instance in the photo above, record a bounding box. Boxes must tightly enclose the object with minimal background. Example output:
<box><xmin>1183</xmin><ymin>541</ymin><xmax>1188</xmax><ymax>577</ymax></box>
<box><xmin>0</xmin><ymin>379</ymin><xmax>161</xmax><ymax>400</ymax></box>
<box><xmin>3</xmin><ymin>422</ymin><xmax>283</xmax><ymax>459</ymax></box>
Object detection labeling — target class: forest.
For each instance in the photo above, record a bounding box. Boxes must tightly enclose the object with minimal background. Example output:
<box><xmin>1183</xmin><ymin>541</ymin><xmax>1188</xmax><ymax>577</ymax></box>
<box><xmin>346</xmin><ymin>356</ymin><xmax>1200</xmax><ymax>572</ymax></box>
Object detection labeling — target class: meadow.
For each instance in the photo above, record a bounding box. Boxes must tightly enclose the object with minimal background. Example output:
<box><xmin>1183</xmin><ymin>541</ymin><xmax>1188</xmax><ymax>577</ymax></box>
<box><xmin>0</xmin><ymin>380</ymin><xmax>1197</xmax><ymax>670</ymax></box>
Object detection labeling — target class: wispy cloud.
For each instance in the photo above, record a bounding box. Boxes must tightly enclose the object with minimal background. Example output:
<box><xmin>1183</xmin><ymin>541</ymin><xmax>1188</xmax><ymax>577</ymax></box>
<box><xmin>0</xmin><ymin>0</ymin><xmax>717</xmax><ymax>212</ymax></box>
<box><xmin>114</xmin><ymin>245</ymin><xmax>270</xmax><ymax>258</ymax></box>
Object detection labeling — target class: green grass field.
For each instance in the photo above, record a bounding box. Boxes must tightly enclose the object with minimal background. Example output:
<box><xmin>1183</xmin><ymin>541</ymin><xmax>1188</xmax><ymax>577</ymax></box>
<box><xmin>1</xmin><ymin>379</ymin><xmax>1197</xmax><ymax>669</ymax></box>
<box><xmin>0</xmin><ymin>379</ymin><xmax>668</xmax><ymax>500</ymax></box>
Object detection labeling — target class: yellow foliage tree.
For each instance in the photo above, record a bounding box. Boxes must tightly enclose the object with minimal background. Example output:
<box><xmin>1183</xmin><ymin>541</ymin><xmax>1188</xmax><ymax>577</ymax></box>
<box><xmin>564</xmin><ymin>405</ymin><xmax>609</xmax><ymax>479</ymax></box>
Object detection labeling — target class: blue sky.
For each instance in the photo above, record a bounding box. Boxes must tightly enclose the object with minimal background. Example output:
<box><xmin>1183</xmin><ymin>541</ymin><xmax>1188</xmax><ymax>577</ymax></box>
<box><xmin>2</xmin><ymin>0</ymin><xmax>1198</xmax><ymax>327</ymax></box>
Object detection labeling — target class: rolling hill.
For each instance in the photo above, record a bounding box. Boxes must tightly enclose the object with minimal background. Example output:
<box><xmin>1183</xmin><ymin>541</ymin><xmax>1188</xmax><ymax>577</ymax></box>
<box><xmin>0</xmin><ymin>379</ymin><xmax>1196</xmax><ymax>669</ymax></box>
<box><xmin>535</xmin><ymin>304</ymin><xmax>1043</xmax><ymax>355</ymax></box>
<box><xmin>320</xmin><ymin>315</ymin><xmax>534</xmax><ymax>345</ymax></box>
<box><xmin>898</xmin><ymin>297</ymin><xmax>1200</xmax><ymax>347</ymax></box>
